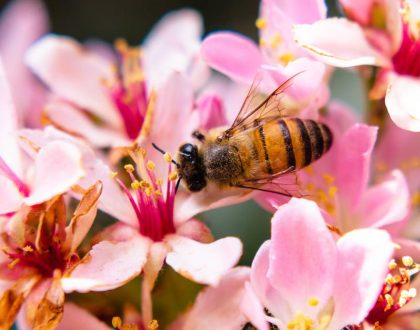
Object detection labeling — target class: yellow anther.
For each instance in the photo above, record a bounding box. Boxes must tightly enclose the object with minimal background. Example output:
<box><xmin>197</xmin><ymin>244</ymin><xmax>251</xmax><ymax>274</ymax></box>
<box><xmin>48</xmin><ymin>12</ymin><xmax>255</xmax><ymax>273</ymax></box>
<box><xmin>398</xmin><ymin>294</ymin><xmax>408</xmax><ymax>306</ymax></box>
<box><xmin>131</xmin><ymin>180</ymin><xmax>141</xmax><ymax>190</ymax></box>
<box><xmin>154</xmin><ymin>190</ymin><xmax>162</xmax><ymax>198</ymax></box>
<box><xmin>328</xmin><ymin>186</ymin><xmax>337</xmax><ymax>198</ymax></box>
<box><xmin>412</xmin><ymin>192</ymin><xmax>420</xmax><ymax>206</ymax></box>
<box><xmin>409</xmin><ymin>288</ymin><xmax>417</xmax><ymax>298</ymax></box>
<box><xmin>270</xmin><ymin>33</ymin><xmax>282</xmax><ymax>49</ymax></box>
<box><xmin>255</xmin><ymin>17</ymin><xmax>268</xmax><ymax>29</ymax></box>
<box><xmin>402</xmin><ymin>256</ymin><xmax>414</xmax><ymax>267</ymax></box>
<box><xmin>169</xmin><ymin>171</ymin><xmax>178</xmax><ymax>181</ymax></box>
<box><xmin>147</xmin><ymin>160</ymin><xmax>156</xmax><ymax>171</ymax></box>
<box><xmin>140</xmin><ymin>180</ymin><xmax>150</xmax><ymax>189</ymax></box>
<box><xmin>109</xmin><ymin>171</ymin><xmax>118</xmax><ymax>179</ymax></box>
<box><xmin>259</xmin><ymin>38</ymin><xmax>267</xmax><ymax>47</ymax></box>
<box><xmin>388</xmin><ymin>259</ymin><xmax>397</xmax><ymax>270</ymax></box>
<box><xmin>304</xmin><ymin>165</ymin><xmax>314</xmax><ymax>175</ymax></box>
<box><xmin>148</xmin><ymin>320</ymin><xmax>159</xmax><ymax>330</ymax></box>
<box><xmin>124</xmin><ymin>164</ymin><xmax>135</xmax><ymax>173</ymax></box>
<box><xmin>375</xmin><ymin>161</ymin><xmax>387</xmax><ymax>173</ymax></box>
<box><xmin>393</xmin><ymin>274</ymin><xmax>402</xmax><ymax>283</ymax></box>
<box><xmin>23</xmin><ymin>245</ymin><xmax>34</xmax><ymax>253</ymax></box>
<box><xmin>308</xmin><ymin>297</ymin><xmax>319</xmax><ymax>307</ymax></box>
<box><xmin>384</xmin><ymin>294</ymin><xmax>393</xmax><ymax>311</ymax></box>
<box><xmin>155</xmin><ymin>178</ymin><xmax>163</xmax><ymax>186</ymax></box>
<box><xmin>385</xmin><ymin>273</ymin><xmax>395</xmax><ymax>284</ymax></box>
<box><xmin>163</xmin><ymin>152</ymin><xmax>172</xmax><ymax>163</ymax></box>
<box><xmin>115</xmin><ymin>39</ymin><xmax>129</xmax><ymax>53</ymax></box>
<box><xmin>145</xmin><ymin>187</ymin><xmax>152</xmax><ymax>196</ymax></box>
<box><xmin>305</xmin><ymin>183</ymin><xmax>315</xmax><ymax>192</ymax></box>
<box><xmin>112</xmin><ymin>316</ymin><xmax>122</xmax><ymax>328</ymax></box>
<box><xmin>322</xmin><ymin>173</ymin><xmax>335</xmax><ymax>185</ymax></box>
<box><xmin>277</xmin><ymin>52</ymin><xmax>296</xmax><ymax>65</ymax></box>
<box><xmin>8</xmin><ymin>258</ymin><xmax>20</xmax><ymax>269</ymax></box>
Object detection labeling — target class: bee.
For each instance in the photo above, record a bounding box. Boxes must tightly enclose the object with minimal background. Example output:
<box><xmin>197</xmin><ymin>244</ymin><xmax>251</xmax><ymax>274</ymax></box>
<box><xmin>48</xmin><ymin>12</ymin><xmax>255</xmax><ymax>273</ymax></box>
<box><xmin>157</xmin><ymin>77</ymin><xmax>333</xmax><ymax>196</ymax></box>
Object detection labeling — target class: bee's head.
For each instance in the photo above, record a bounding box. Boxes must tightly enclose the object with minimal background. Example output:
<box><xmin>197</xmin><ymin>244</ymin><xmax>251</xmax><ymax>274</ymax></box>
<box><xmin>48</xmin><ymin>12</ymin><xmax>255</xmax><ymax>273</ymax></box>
<box><xmin>178</xmin><ymin>143</ymin><xmax>207</xmax><ymax>192</ymax></box>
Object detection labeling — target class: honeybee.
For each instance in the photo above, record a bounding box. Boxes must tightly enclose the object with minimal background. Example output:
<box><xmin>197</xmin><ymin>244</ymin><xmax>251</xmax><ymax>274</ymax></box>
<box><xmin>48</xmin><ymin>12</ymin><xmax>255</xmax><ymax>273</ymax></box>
<box><xmin>162</xmin><ymin>77</ymin><xmax>332</xmax><ymax>196</ymax></box>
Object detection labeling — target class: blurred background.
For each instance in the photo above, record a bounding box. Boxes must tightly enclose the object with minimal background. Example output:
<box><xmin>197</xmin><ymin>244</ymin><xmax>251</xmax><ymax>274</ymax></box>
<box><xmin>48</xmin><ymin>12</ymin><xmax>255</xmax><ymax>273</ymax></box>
<box><xmin>0</xmin><ymin>0</ymin><xmax>363</xmax><ymax>266</ymax></box>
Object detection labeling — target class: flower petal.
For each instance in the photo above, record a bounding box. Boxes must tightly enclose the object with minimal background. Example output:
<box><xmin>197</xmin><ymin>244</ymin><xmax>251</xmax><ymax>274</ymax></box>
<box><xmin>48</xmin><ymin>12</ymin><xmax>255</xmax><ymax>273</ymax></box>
<box><xmin>171</xmin><ymin>267</ymin><xmax>262</xmax><ymax>330</ymax></box>
<box><xmin>385</xmin><ymin>74</ymin><xmax>420</xmax><ymax>132</ymax></box>
<box><xmin>63</xmin><ymin>181</ymin><xmax>102</xmax><ymax>253</ymax></box>
<box><xmin>201</xmin><ymin>32</ymin><xmax>263</xmax><ymax>84</ymax></box>
<box><xmin>0</xmin><ymin>175</ymin><xmax>23</xmax><ymax>214</ymax></box>
<box><xmin>0</xmin><ymin>0</ymin><xmax>48</xmax><ymax>127</ymax></box>
<box><xmin>268</xmin><ymin>198</ymin><xmax>337</xmax><ymax>318</ymax></box>
<box><xmin>165</xmin><ymin>235</ymin><xmax>242</xmax><ymax>286</ymax></box>
<box><xmin>0</xmin><ymin>60</ymin><xmax>22</xmax><ymax>175</ymax></box>
<box><xmin>24</xmin><ymin>140</ymin><xmax>85</xmax><ymax>206</ymax></box>
<box><xmin>359</xmin><ymin>170</ymin><xmax>410</xmax><ymax>234</ymax></box>
<box><xmin>57</xmin><ymin>303</ymin><xmax>109</xmax><ymax>330</ymax></box>
<box><xmin>330</xmin><ymin>229</ymin><xmax>393</xmax><ymax>329</ymax></box>
<box><xmin>266</xmin><ymin>0</ymin><xmax>327</xmax><ymax>23</ymax></box>
<box><xmin>61</xmin><ymin>235</ymin><xmax>150</xmax><ymax>292</ymax></box>
<box><xmin>294</xmin><ymin>18</ymin><xmax>389</xmax><ymax>67</ymax></box>
<box><xmin>25</xmin><ymin>35</ymin><xmax>122</xmax><ymax>129</ymax></box>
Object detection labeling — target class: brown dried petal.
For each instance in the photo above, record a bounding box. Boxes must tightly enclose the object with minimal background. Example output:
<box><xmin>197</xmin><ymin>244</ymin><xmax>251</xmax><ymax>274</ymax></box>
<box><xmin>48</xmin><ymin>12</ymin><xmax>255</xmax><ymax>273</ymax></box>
<box><xmin>63</xmin><ymin>181</ymin><xmax>103</xmax><ymax>254</ymax></box>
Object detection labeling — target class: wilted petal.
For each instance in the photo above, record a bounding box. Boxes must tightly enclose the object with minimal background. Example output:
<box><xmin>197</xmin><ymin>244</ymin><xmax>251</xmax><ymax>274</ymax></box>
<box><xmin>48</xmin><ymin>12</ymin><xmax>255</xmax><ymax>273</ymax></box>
<box><xmin>385</xmin><ymin>74</ymin><xmax>420</xmax><ymax>132</ymax></box>
<box><xmin>359</xmin><ymin>170</ymin><xmax>410</xmax><ymax>233</ymax></box>
<box><xmin>268</xmin><ymin>198</ymin><xmax>337</xmax><ymax>319</ymax></box>
<box><xmin>63</xmin><ymin>181</ymin><xmax>102</xmax><ymax>253</ymax></box>
<box><xmin>201</xmin><ymin>32</ymin><xmax>263</xmax><ymax>84</ymax></box>
<box><xmin>294</xmin><ymin>18</ymin><xmax>389</xmax><ymax>67</ymax></box>
<box><xmin>172</xmin><ymin>267</ymin><xmax>260</xmax><ymax>330</ymax></box>
<box><xmin>165</xmin><ymin>235</ymin><xmax>242</xmax><ymax>286</ymax></box>
<box><xmin>330</xmin><ymin>229</ymin><xmax>393</xmax><ymax>329</ymax></box>
<box><xmin>57</xmin><ymin>303</ymin><xmax>109</xmax><ymax>330</ymax></box>
<box><xmin>61</xmin><ymin>235</ymin><xmax>150</xmax><ymax>292</ymax></box>
<box><xmin>25</xmin><ymin>35</ymin><xmax>122</xmax><ymax>129</ymax></box>
<box><xmin>24</xmin><ymin>141</ymin><xmax>85</xmax><ymax>206</ymax></box>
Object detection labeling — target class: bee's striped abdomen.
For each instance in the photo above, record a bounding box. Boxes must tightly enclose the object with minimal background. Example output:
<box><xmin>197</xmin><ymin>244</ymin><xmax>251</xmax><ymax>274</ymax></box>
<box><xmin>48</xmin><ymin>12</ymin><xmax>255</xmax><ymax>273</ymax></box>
<box><xmin>243</xmin><ymin>118</ymin><xmax>333</xmax><ymax>177</ymax></box>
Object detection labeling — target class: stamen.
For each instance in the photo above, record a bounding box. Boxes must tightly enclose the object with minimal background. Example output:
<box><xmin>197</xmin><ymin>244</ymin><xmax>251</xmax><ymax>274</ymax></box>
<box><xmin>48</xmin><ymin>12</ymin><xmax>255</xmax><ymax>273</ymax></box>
<box><xmin>308</xmin><ymin>297</ymin><xmax>319</xmax><ymax>307</ymax></box>
<box><xmin>124</xmin><ymin>164</ymin><xmax>135</xmax><ymax>173</ymax></box>
<box><xmin>112</xmin><ymin>316</ymin><xmax>122</xmax><ymax>328</ymax></box>
<box><xmin>255</xmin><ymin>17</ymin><xmax>267</xmax><ymax>29</ymax></box>
<box><xmin>146</xmin><ymin>161</ymin><xmax>156</xmax><ymax>171</ymax></box>
<box><xmin>402</xmin><ymin>256</ymin><xmax>414</xmax><ymax>267</ymax></box>
<box><xmin>163</xmin><ymin>152</ymin><xmax>172</xmax><ymax>163</ymax></box>
<box><xmin>388</xmin><ymin>259</ymin><xmax>397</xmax><ymax>270</ymax></box>
<box><xmin>149</xmin><ymin>320</ymin><xmax>159</xmax><ymax>330</ymax></box>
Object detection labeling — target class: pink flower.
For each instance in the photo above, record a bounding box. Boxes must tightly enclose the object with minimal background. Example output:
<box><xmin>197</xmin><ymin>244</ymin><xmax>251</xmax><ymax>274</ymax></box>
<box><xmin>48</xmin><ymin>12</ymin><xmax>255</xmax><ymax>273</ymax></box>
<box><xmin>25</xmin><ymin>9</ymin><xmax>208</xmax><ymax>148</ymax></box>
<box><xmin>0</xmin><ymin>62</ymin><xmax>85</xmax><ymax>215</ymax></box>
<box><xmin>250</xmin><ymin>198</ymin><xmax>394</xmax><ymax>329</ymax></box>
<box><xmin>0</xmin><ymin>0</ymin><xmax>48</xmax><ymax>127</ymax></box>
<box><xmin>294</xmin><ymin>0</ymin><xmax>420</xmax><ymax>131</ymax></box>
<box><xmin>58</xmin><ymin>147</ymin><xmax>242</xmax><ymax>328</ymax></box>
<box><xmin>201</xmin><ymin>0</ymin><xmax>329</xmax><ymax>115</ymax></box>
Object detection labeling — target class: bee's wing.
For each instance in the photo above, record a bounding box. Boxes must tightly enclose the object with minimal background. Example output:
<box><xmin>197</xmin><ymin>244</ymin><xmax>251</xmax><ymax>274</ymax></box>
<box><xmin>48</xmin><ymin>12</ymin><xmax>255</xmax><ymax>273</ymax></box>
<box><xmin>221</xmin><ymin>74</ymin><xmax>297</xmax><ymax>140</ymax></box>
<box><xmin>234</xmin><ymin>172</ymin><xmax>305</xmax><ymax>198</ymax></box>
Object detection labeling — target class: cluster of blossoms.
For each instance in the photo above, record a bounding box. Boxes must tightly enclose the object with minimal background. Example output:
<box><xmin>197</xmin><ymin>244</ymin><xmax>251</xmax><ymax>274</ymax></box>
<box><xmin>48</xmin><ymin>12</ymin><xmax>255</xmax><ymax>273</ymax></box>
<box><xmin>0</xmin><ymin>0</ymin><xmax>420</xmax><ymax>329</ymax></box>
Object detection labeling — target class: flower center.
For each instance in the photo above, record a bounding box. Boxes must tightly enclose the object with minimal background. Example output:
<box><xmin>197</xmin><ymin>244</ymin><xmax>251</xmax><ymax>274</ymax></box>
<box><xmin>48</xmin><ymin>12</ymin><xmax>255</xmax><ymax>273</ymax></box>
<box><xmin>114</xmin><ymin>147</ymin><xmax>177</xmax><ymax>242</ymax></box>
<box><xmin>3</xmin><ymin>242</ymin><xmax>69</xmax><ymax>278</ymax></box>
<box><xmin>366</xmin><ymin>256</ymin><xmax>419</xmax><ymax>326</ymax></box>
<box><xmin>109</xmin><ymin>40</ymin><xmax>149</xmax><ymax>140</ymax></box>
<box><xmin>392</xmin><ymin>24</ymin><xmax>420</xmax><ymax>77</ymax></box>
<box><xmin>0</xmin><ymin>156</ymin><xmax>30</xmax><ymax>198</ymax></box>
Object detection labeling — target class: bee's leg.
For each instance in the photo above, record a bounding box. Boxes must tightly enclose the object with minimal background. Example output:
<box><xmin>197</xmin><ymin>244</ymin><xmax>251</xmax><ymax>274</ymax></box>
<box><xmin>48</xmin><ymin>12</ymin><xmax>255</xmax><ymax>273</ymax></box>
<box><xmin>192</xmin><ymin>130</ymin><xmax>206</xmax><ymax>142</ymax></box>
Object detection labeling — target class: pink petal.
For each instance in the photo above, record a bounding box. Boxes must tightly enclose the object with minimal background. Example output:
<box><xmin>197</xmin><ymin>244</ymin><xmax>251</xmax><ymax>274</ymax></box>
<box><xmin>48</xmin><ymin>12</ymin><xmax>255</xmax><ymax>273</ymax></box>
<box><xmin>294</xmin><ymin>18</ymin><xmax>389</xmax><ymax>67</ymax></box>
<box><xmin>0</xmin><ymin>60</ymin><xmax>22</xmax><ymax>175</ymax></box>
<box><xmin>24</xmin><ymin>141</ymin><xmax>85</xmax><ymax>206</ymax></box>
<box><xmin>25</xmin><ymin>35</ymin><xmax>122</xmax><ymax>129</ymax></box>
<box><xmin>143</xmin><ymin>9</ymin><xmax>206</xmax><ymax>87</ymax></box>
<box><xmin>359</xmin><ymin>170</ymin><xmax>410</xmax><ymax>233</ymax></box>
<box><xmin>57</xmin><ymin>303</ymin><xmax>109</xmax><ymax>330</ymax></box>
<box><xmin>339</xmin><ymin>0</ymin><xmax>378</xmax><ymax>25</ymax></box>
<box><xmin>195</xmin><ymin>94</ymin><xmax>228</xmax><ymax>130</ymax></box>
<box><xmin>61</xmin><ymin>235</ymin><xmax>150</xmax><ymax>292</ymax></box>
<box><xmin>44</xmin><ymin>100</ymin><xmax>129</xmax><ymax>147</ymax></box>
<box><xmin>241</xmin><ymin>282</ymin><xmax>269</xmax><ymax>330</ymax></box>
<box><xmin>175</xmin><ymin>218</ymin><xmax>214</xmax><ymax>243</ymax></box>
<box><xmin>266</xmin><ymin>0</ymin><xmax>327</xmax><ymax>23</ymax></box>
<box><xmin>385</xmin><ymin>74</ymin><xmax>420</xmax><ymax>132</ymax></box>
<box><xmin>268</xmin><ymin>198</ymin><xmax>337</xmax><ymax>318</ymax></box>
<box><xmin>165</xmin><ymin>235</ymin><xmax>242</xmax><ymax>286</ymax></box>
<box><xmin>143</xmin><ymin>242</ymin><xmax>168</xmax><ymax>289</ymax></box>
<box><xmin>172</xmin><ymin>267</ymin><xmax>259</xmax><ymax>330</ymax></box>
<box><xmin>0</xmin><ymin>0</ymin><xmax>48</xmax><ymax>127</ymax></box>
<box><xmin>0</xmin><ymin>175</ymin><xmax>24</xmax><ymax>214</ymax></box>
<box><xmin>335</xmin><ymin>124</ymin><xmax>378</xmax><ymax>211</ymax></box>
<box><xmin>330</xmin><ymin>229</ymin><xmax>394</xmax><ymax>329</ymax></box>
<box><xmin>201</xmin><ymin>32</ymin><xmax>263</xmax><ymax>84</ymax></box>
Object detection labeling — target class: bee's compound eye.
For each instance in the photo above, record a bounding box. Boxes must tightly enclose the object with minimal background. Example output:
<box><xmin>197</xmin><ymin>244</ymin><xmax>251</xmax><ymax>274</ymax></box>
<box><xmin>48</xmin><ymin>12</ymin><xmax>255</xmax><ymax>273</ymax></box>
<box><xmin>179</xmin><ymin>143</ymin><xmax>196</xmax><ymax>159</ymax></box>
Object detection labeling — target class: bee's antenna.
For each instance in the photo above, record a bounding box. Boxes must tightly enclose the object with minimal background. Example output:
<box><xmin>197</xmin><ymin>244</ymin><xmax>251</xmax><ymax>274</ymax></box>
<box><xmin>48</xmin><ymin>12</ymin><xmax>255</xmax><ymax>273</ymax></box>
<box><xmin>175</xmin><ymin>177</ymin><xmax>181</xmax><ymax>193</ymax></box>
<box><xmin>152</xmin><ymin>143</ymin><xmax>180</xmax><ymax>168</ymax></box>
